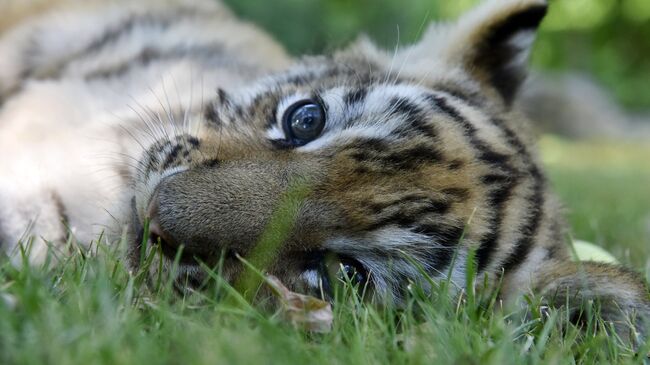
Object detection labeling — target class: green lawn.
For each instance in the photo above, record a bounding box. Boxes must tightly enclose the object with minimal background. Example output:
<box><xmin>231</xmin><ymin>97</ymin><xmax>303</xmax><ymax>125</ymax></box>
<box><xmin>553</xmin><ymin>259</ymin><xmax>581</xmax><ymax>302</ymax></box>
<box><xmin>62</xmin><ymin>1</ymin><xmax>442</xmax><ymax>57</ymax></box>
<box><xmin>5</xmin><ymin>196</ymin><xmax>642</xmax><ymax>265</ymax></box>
<box><xmin>1</xmin><ymin>137</ymin><xmax>649</xmax><ymax>364</ymax></box>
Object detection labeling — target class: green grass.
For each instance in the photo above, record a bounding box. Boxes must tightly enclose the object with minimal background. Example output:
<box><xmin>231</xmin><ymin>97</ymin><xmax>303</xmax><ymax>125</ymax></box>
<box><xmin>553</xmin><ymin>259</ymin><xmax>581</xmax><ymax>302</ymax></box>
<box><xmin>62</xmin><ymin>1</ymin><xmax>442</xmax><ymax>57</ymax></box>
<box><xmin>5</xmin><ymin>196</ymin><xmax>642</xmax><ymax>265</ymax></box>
<box><xmin>1</xmin><ymin>137</ymin><xmax>649</xmax><ymax>364</ymax></box>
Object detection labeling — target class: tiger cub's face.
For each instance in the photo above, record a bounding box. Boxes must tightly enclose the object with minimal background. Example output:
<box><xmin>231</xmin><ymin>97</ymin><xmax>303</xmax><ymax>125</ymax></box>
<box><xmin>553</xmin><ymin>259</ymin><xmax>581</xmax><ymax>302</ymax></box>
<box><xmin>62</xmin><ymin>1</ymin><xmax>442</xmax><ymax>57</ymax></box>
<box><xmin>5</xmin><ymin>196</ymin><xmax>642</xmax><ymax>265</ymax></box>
<box><xmin>129</xmin><ymin>0</ymin><xmax>551</xmax><ymax>303</ymax></box>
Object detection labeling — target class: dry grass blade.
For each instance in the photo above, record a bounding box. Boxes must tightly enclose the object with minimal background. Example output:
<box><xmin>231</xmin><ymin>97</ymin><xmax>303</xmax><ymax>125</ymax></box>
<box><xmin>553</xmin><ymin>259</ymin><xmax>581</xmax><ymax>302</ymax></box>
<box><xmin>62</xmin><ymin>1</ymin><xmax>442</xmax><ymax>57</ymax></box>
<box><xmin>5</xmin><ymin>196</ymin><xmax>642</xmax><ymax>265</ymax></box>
<box><xmin>265</xmin><ymin>275</ymin><xmax>333</xmax><ymax>333</ymax></box>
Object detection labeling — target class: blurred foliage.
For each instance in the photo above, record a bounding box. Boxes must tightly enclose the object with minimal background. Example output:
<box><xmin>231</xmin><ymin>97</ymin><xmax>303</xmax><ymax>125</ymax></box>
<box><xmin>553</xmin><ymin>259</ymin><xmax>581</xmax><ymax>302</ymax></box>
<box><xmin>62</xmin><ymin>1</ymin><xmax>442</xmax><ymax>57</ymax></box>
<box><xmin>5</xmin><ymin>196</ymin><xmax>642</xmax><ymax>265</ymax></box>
<box><xmin>539</xmin><ymin>136</ymin><xmax>650</xmax><ymax>267</ymax></box>
<box><xmin>223</xmin><ymin>0</ymin><xmax>650</xmax><ymax>110</ymax></box>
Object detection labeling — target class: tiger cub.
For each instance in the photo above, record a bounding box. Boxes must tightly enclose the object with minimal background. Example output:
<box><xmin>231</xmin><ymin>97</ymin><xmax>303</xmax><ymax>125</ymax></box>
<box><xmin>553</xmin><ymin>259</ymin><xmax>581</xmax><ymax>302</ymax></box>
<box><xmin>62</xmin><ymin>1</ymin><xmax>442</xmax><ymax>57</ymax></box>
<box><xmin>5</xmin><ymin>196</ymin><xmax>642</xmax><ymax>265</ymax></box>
<box><xmin>0</xmin><ymin>0</ymin><xmax>648</xmax><ymax>343</ymax></box>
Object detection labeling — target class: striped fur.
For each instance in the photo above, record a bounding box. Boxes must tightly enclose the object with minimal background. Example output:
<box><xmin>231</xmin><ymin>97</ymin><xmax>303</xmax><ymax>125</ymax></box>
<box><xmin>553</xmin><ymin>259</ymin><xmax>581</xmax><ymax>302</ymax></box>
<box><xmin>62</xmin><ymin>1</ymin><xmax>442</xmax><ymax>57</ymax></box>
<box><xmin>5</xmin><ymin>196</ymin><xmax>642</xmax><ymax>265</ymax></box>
<box><xmin>0</xmin><ymin>0</ymin><xmax>648</xmax><ymax>343</ymax></box>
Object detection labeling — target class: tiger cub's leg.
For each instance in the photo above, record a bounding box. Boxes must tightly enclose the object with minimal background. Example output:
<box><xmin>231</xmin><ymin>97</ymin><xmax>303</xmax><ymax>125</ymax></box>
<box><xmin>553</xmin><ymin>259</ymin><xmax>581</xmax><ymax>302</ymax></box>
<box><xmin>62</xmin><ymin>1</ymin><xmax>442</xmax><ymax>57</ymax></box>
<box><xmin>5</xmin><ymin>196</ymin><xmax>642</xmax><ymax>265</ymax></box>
<box><xmin>530</xmin><ymin>261</ymin><xmax>650</xmax><ymax>345</ymax></box>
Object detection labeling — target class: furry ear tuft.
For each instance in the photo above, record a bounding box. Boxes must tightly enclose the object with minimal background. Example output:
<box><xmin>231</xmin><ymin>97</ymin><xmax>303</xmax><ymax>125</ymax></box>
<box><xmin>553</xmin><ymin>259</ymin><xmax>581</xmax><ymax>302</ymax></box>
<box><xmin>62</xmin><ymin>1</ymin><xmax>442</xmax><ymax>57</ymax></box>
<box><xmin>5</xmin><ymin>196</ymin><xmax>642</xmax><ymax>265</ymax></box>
<box><xmin>407</xmin><ymin>0</ymin><xmax>548</xmax><ymax>105</ymax></box>
<box><xmin>470</xmin><ymin>2</ymin><xmax>547</xmax><ymax>103</ymax></box>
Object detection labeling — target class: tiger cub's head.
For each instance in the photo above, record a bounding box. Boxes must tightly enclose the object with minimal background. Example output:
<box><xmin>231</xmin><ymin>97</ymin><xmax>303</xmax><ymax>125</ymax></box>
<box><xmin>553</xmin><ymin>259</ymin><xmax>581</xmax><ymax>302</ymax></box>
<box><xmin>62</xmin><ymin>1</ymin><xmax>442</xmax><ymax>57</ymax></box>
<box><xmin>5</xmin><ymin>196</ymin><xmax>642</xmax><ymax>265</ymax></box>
<box><xmin>130</xmin><ymin>0</ymin><xmax>557</xmax><ymax>303</ymax></box>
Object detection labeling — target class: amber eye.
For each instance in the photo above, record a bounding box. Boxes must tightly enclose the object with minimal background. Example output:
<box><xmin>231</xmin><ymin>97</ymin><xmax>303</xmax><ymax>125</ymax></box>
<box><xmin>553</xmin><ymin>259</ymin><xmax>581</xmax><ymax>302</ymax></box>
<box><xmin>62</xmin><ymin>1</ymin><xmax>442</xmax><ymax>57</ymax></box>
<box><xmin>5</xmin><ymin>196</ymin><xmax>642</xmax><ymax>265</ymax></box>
<box><xmin>282</xmin><ymin>100</ymin><xmax>325</xmax><ymax>146</ymax></box>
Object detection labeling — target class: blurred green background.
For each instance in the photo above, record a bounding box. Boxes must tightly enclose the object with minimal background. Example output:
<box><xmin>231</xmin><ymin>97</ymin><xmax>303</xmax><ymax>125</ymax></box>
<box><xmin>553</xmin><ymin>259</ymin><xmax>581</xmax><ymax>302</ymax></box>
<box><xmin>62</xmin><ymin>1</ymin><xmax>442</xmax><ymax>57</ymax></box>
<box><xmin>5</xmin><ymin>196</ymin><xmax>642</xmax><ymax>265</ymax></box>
<box><xmin>223</xmin><ymin>0</ymin><xmax>650</xmax><ymax>110</ymax></box>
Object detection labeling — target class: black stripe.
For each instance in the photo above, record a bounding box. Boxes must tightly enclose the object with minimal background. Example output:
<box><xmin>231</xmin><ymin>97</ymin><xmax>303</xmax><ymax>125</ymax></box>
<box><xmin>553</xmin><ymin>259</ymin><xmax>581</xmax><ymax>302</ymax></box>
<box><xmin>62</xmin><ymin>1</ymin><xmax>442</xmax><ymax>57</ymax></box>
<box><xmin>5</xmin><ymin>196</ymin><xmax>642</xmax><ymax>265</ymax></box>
<box><xmin>217</xmin><ymin>88</ymin><xmax>231</xmax><ymax>107</ymax></box>
<box><xmin>476</xmin><ymin>147</ymin><xmax>510</xmax><ymax>165</ymax></box>
<box><xmin>501</xmin><ymin>178</ymin><xmax>545</xmax><ymax>272</ymax></box>
<box><xmin>84</xmin><ymin>43</ymin><xmax>225</xmax><ymax>80</ymax></box>
<box><xmin>202</xmin><ymin>158</ymin><xmax>220</xmax><ymax>168</ymax></box>
<box><xmin>388</xmin><ymin>97</ymin><xmax>437</xmax><ymax>138</ymax></box>
<box><xmin>144</xmin><ymin>156</ymin><xmax>158</xmax><ymax>176</ymax></box>
<box><xmin>427</xmin><ymin>94</ymin><xmax>511</xmax><ymax>166</ymax></box>
<box><xmin>490</xmin><ymin>118</ymin><xmax>542</xmax><ymax>178</ymax></box>
<box><xmin>0</xmin><ymin>85</ymin><xmax>22</xmax><ymax>107</ymax></box>
<box><xmin>548</xmin><ymin>219</ymin><xmax>565</xmax><ymax>253</ymax></box>
<box><xmin>83</xmin><ymin>7</ymin><xmax>202</xmax><ymax>55</ymax></box>
<box><xmin>84</xmin><ymin>15</ymin><xmax>174</xmax><ymax>57</ymax></box>
<box><xmin>204</xmin><ymin>102</ymin><xmax>221</xmax><ymax>126</ymax></box>
<box><xmin>161</xmin><ymin>144</ymin><xmax>183</xmax><ymax>171</ymax></box>
<box><xmin>365</xmin><ymin>203</ymin><xmax>452</xmax><ymax>233</ymax></box>
<box><xmin>249</xmin><ymin>90</ymin><xmax>281</xmax><ymax>129</ymax></box>
<box><xmin>416</xmin><ymin>224</ymin><xmax>465</xmax><ymax>271</ymax></box>
<box><xmin>392</xmin><ymin>145</ymin><xmax>443</xmax><ymax>166</ymax></box>
<box><xmin>233</xmin><ymin>105</ymin><xmax>245</xmax><ymax>119</ymax></box>
<box><xmin>323</xmin><ymin>64</ymin><xmax>376</xmax><ymax>84</ymax></box>
<box><xmin>434</xmin><ymin>86</ymin><xmax>485</xmax><ymax>108</ymax></box>
<box><xmin>284</xmin><ymin>72</ymin><xmax>319</xmax><ymax>86</ymax></box>
<box><xmin>269</xmin><ymin>139</ymin><xmax>293</xmax><ymax>150</ymax></box>
<box><xmin>365</xmin><ymin>219</ymin><xmax>464</xmax><ymax>275</ymax></box>
<box><xmin>349</xmin><ymin>143</ymin><xmax>443</xmax><ymax>170</ymax></box>
<box><xmin>412</xmin><ymin>224</ymin><xmax>464</xmax><ymax>242</ymax></box>
<box><xmin>21</xmin><ymin>8</ymin><xmax>202</xmax><ymax>80</ymax></box>
<box><xmin>265</xmin><ymin>112</ymin><xmax>279</xmax><ymax>131</ymax></box>
<box><xmin>545</xmin><ymin>220</ymin><xmax>565</xmax><ymax>260</ymax></box>
<box><xmin>50</xmin><ymin>191</ymin><xmax>70</xmax><ymax>242</ymax></box>
<box><xmin>474</xmin><ymin>183</ymin><xmax>515</xmax><ymax>270</ymax></box>
<box><xmin>187</xmin><ymin>136</ymin><xmax>200</xmax><ymax>147</ymax></box>
<box><xmin>487</xmin><ymin>116</ymin><xmax>545</xmax><ymax>272</ymax></box>
<box><xmin>368</xmin><ymin>196</ymin><xmax>450</xmax><ymax>215</ymax></box>
<box><xmin>441</xmin><ymin>188</ymin><xmax>470</xmax><ymax>202</ymax></box>
<box><xmin>480</xmin><ymin>174</ymin><xmax>512</xmax><ymax>185</ymax></box>
<box><xmin>153</xmin><ymin>139</ymin><xmax>171</xmax><ymax>153</ymax></box>
<box><xmin>344</xmin><ymin>87</ymin><xmax>368</xmax><ymax>106</ymax></box>
<box><xmin>426</xmin><ymin>94</ymin><xmax>464</xmax><ymax>123</ymax></box>
<box><xmin>425</xmin><ymin>94</ymin><xmax>520</xmax><ymax>272</ymax></box>
<box><xmin>349</xmin><ymin>137</ymin><xmax>388</xmax><ymax>152</ymax></box>
<box><xmin>447</xmin><ymin>159</ymin><xmax>464</xmax><ymax>170</ymax></box>
<box><xmin>282</xmin><ymin>63</ymin><xmax>374</xmax><ymax>88</ymax></box>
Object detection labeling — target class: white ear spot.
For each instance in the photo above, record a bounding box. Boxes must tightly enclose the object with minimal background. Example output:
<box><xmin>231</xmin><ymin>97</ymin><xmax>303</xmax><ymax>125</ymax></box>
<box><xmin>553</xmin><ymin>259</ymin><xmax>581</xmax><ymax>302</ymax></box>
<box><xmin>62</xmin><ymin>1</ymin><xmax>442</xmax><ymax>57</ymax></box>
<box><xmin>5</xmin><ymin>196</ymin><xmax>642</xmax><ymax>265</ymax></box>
<box><xmin>508</xmin><ymin>30</ymin><xmax>536</xmax><ymax>67</ymax></box>
<box><xmin>509</xmin><ymin>30</ymin><xmax>536</xmax><ymax>50</ymax></box>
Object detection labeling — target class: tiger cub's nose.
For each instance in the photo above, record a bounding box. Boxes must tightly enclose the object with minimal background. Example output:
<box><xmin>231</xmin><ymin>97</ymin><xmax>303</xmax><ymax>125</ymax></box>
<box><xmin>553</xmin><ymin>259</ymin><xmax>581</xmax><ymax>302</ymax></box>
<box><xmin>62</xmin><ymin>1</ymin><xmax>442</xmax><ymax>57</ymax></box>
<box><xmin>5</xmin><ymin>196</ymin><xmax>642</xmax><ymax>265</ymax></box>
<box><xmin>146</xmin><ymin>196</ymin><xmax>185</xmax><ymax>261</ymax></box>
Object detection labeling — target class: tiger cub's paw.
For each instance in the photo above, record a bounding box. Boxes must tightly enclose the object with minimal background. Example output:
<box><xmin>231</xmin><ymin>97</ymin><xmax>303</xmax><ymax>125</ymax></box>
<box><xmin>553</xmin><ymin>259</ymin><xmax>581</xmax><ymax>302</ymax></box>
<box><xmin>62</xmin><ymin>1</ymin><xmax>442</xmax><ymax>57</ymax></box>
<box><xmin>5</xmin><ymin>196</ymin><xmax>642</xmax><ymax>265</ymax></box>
<box><xmin>532</xmin><ymin>261</ymin><xmax>650</xmax><ymax>349</ymax></box>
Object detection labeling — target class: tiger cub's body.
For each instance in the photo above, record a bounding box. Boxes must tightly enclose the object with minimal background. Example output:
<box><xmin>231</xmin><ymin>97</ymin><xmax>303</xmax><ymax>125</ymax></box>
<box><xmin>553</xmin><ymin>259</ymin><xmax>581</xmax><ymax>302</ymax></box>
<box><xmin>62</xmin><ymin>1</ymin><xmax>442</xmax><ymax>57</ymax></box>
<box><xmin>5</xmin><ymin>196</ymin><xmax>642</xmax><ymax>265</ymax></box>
<box><xmin>0</xmin><ymin>0</ymin><xmax>648</xmax><ymax>343</ymax></box>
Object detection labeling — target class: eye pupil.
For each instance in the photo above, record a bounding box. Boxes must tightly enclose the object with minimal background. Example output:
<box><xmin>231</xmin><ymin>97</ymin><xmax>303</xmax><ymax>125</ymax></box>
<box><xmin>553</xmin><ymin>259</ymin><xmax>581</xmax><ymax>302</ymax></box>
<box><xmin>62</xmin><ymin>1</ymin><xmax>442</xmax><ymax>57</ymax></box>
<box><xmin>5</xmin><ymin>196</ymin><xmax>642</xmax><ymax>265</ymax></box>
<box><xmin>284</xmin><ymin>101</ymin><xmax>325</xmax><ymax>144</ymax></box>
<box><xmin>338</xmin><ymin>261</ymin><xmax>366</xmax><ymax>286</ymax></box>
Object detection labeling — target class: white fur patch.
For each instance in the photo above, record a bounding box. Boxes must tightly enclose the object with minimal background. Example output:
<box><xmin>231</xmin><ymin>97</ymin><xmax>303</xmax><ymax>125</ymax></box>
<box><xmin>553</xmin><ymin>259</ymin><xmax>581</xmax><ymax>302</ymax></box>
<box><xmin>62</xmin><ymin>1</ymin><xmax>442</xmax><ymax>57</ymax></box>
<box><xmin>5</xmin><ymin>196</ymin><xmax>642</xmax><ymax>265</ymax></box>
<box><xmin>508</xmin><ymin>30</ymin><xmax>536</xmax><ymax>68</ymax></box>
<box><xmin>301</xmin><ymin>269</ymin><xmax>321</xmax><ymax>290</ymax></box>
<box><xmin>294</xmin><ymin>84</ymin><xmax>432</xmax><ymax>152</ymax></box>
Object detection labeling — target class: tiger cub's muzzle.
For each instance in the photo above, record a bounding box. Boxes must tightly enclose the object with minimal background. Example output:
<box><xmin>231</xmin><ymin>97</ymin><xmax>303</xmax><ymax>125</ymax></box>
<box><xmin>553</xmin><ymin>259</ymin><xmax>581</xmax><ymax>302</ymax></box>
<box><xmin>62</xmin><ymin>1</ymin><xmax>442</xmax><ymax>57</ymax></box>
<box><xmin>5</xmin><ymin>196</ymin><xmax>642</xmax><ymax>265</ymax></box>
<box><xmin>141</xmin><ymin>158</ymin><xmax>333</xmax><ymax>266</ymax></box>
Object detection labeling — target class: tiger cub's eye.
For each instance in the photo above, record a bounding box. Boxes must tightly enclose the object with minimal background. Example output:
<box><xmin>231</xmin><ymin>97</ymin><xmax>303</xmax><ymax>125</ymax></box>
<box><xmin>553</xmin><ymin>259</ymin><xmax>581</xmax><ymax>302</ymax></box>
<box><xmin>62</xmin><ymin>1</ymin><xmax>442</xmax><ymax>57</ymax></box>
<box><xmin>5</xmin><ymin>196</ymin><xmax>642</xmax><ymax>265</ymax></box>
<box><xmin>283</xmin><ymin>100</ymin><xmax>325</xmax><ymax>145</ymax></box>
<box><xmin>336</xmin><ymin>259</ymin><xmax>367</xmax><ymax>287</ymax></box>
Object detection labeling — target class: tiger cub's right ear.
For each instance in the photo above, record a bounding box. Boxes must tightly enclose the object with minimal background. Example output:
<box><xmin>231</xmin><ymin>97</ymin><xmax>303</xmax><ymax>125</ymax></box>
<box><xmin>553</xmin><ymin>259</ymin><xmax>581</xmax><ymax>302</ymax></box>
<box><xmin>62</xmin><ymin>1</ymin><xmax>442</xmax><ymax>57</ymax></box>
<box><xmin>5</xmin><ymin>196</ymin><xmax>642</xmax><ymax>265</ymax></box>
<box><xmin>405</xmin><ymin>0</ymin><xmax>548</xmax><ymax>105</ymax></box>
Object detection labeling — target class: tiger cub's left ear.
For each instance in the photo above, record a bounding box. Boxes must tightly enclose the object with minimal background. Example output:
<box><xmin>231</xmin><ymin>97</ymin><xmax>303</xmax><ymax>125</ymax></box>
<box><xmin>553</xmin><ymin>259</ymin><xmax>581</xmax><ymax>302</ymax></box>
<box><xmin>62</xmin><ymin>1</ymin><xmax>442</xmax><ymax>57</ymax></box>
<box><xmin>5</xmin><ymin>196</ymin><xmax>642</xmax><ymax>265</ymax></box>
<box><xmin>413</xmin><ymin>0</ymin><xmax>548</xmax><ymax>104</ymax></box>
